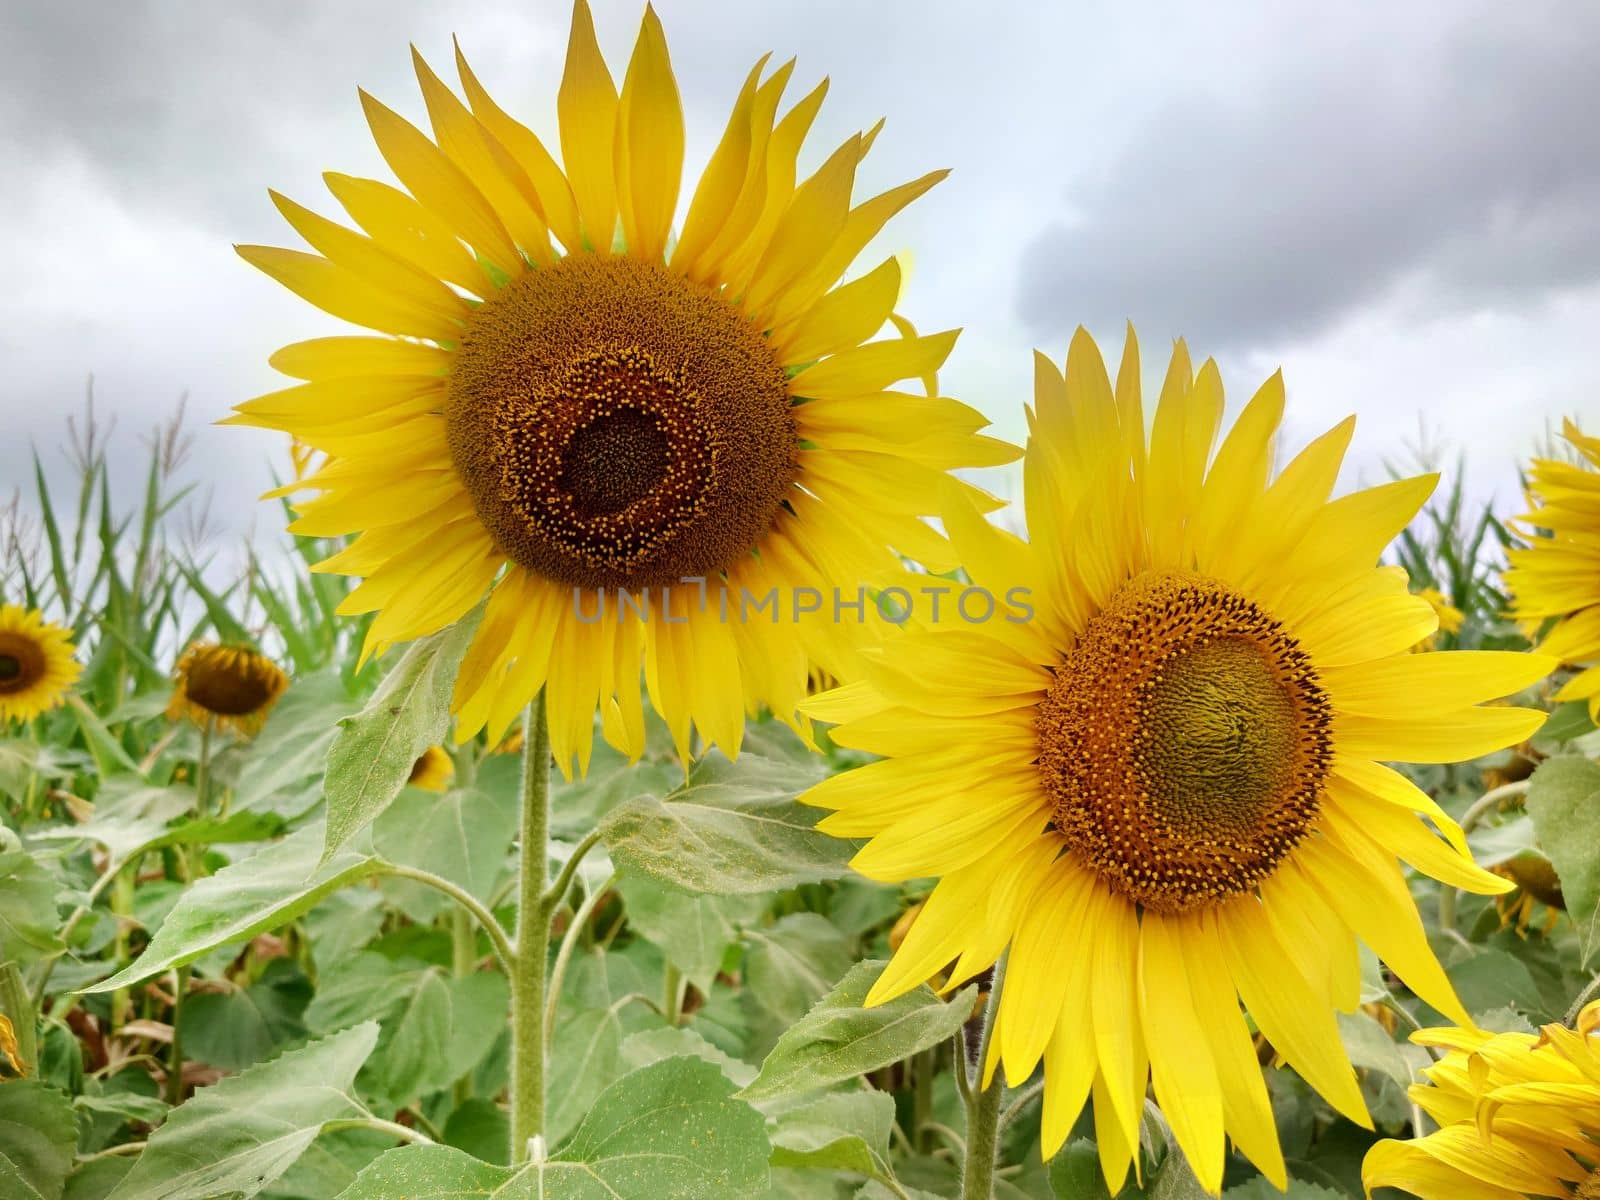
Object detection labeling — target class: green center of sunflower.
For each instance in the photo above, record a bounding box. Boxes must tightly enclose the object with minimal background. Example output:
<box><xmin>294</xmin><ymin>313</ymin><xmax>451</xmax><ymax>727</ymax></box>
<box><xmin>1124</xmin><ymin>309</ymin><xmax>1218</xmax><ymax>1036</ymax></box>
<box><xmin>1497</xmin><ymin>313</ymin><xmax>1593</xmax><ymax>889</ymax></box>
<box><xmin>446</xmin><ymin>254</ymin><xmax>797</xmax><ymax>591</ymax></box>
<box><xmin>1036</xmin><ymin>570</ymin><xmax>1333</xmax><ymax>914</ymax></box>
<box><xmin>0</xmin><ymin>637</ymin><xmax>43</xmax><ymax>696</ymax></box>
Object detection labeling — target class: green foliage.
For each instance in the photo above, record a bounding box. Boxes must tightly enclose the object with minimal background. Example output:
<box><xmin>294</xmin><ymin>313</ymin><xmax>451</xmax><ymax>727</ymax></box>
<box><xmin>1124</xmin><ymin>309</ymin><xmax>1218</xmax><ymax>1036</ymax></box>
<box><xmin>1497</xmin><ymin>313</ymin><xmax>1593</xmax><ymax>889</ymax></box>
<box><xmin>5</xmin><ymin>400</ymin><xmax>1599</xmax><ymax>1200</ymax></box>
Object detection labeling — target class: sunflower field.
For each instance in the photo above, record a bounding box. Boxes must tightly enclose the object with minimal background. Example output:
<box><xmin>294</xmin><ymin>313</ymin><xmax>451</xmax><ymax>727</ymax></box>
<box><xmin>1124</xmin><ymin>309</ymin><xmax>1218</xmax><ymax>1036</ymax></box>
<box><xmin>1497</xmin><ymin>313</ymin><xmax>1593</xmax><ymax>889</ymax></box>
<box><xmin>4</xmin><ymin>5</ymin><xmax>1600</xmax><ymax>1200</ymax></box>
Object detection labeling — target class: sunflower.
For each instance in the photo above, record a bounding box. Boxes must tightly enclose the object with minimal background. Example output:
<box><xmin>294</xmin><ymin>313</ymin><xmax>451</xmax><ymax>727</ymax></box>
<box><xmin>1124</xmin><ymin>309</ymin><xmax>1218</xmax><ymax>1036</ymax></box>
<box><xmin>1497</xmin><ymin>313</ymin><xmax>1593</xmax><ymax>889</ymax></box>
<box><xmin>408</xmin><ymin>745</ymin><xmax>456</xmax><ymax>792</ymax></box>
<box><xmin>0</xmin><ymin>605</ymin><xmax>81</xmax><ymax>723</ymax></box>
<box><xmin>1362</xmin><ymin>1002</ymin><xmax>1600</xmax><ymax>1199</ymax></box>
<box><xmin>1491</xmin><ymin>851</ymin><xmax>1566</xmax><ymax>936</ymax></box>
<box><xmin>168</xmin><ymin>643</ymin><xmax>289</xmax><ymax>736</ymax></box>
<box><xmin>229</xmin><ymin>1</ymin><xmax>1014</xmax><ymax>776</ymax></box>
<box><xmin>1507</xmin><ymin>419</ymin><xmax>1600</xmax><ymax>720</ymax></box>
<box><xmin>802</xmin><ymin>327</ymin><xmax>1553</xmax><ymax>1194</ymax></box>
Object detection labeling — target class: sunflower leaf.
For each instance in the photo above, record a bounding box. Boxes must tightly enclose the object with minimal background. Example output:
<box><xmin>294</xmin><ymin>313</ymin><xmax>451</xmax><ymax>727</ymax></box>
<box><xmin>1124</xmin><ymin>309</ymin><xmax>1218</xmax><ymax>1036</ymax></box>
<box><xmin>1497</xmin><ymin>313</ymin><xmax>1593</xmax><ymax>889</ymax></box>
<box><xmin>599</xmin><ymin>735</ymin><xmax>841</xmax><ymax>894</ymax></box>
<box><xmin>739</xmin><ymin>960</ymin><xmax>977</xmax><ymax>1102</ymax></box>
<box><xmin>1524</xmin><ymin>754</ymin><xmax>1600</xmax><ymax>965</ymax></box>
<box><xmin>321</xmin><ymin>603</ymin><xmax>483</xmax><ymax>863</ymax></box>
<box><xmin>101</xmin><ymin>1023</ymin><xmax>380</xmax><ymax>1200</ymax></box>
<box><xmin>334</xmin><ymin>1056</ymin><xmax>770</xmax><ymax>1199</ymax></box>
<box><xmin>0</xmin><ymin>1081</ymin><xmax>76</xmax><ymax>1200</ymax></box>
<box><xmin>80</xmin><ymin>823</ymin><xmax>383</xmax><ymax>994</ymax></box>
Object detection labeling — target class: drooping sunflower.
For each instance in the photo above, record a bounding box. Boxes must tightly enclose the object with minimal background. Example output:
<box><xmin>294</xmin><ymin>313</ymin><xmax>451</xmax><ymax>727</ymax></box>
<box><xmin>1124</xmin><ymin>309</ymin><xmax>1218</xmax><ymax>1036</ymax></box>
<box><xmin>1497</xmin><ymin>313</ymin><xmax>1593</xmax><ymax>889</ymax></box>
<box><xmin>1507</xmin><ymin>419</ymin><xmax>1600</xmax><ymax>720</ymax></box>
<box><xmin>0</xmin><ymin>605</ymin><xmax>81</xmax><ymax>723</ymax></box>
<box><xmin>229</xmin><ymin>1</ymin><xmax>1014</xmax><ymax>776</ymax></box>
<box><xmin>408</xmin><ymin>745</ymin><xmax>456</xmax><ymax>792</ymax></box>
<box><xmin>802</xmin><ymin>327</ymin><xmax>1553</xmax><ymax>1193</ymax></box>
<box><xmin>168</xmin><ymin>643</ymin><xmax>289</xmax><ymax>736</ymax></box>
<box><xmin>1363</xmin><ymin>1002</ymin><xmax>1600</xmax><ymax>1199</ymax></box>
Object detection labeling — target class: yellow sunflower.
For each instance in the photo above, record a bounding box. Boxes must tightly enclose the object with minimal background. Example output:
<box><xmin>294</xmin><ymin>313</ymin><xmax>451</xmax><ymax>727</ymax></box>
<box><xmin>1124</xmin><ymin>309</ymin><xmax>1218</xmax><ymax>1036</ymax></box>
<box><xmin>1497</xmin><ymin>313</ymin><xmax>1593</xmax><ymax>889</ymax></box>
<box><xmin>1507</xmin><ymin>419</ymin><xmax>1600</xmax><ymax>720</ymax></box>
<box><xmin>802</xmin><ymin>327</ymin><xmax>1553</xmax><ymax>1194</ymax></box>
<box><xmin>0</xmin><ymin>605</ymin><xmax>81</xmax><ymax>723</ymax></box>
<box><xmin>229</xmin><ymin>1</ymin><xmax>1014</xmax><ymax>776</ymax></box>
<box><xmin>1363</xmin><ymin>1002</ymin><xmax>1600</xmax><ymax>1199</ymax></box>
<box><xmin>408</xmin><ymin>745</ymin><xmax>456</xmax><ymax>792</ymax></box>
<box><xmin>168</xmin><ymin>643</ymin><xmax>289</xmax><ymax>736</ymax></box>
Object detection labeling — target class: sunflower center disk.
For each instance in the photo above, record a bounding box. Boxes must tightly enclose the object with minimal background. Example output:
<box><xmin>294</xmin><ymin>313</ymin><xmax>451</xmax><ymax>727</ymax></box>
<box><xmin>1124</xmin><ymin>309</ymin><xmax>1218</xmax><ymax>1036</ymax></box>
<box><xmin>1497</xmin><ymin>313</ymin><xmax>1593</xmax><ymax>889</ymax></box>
<box><xmin>0</xmin><ymin>637</ymin><xmax>43</xmax><ymax>695</ymax></box>
<box><xmin>1579</xmin><ymin>1172</ymin><xmax>1600</xmax><ymax>1200</ymax></box>
<box><xmin>447</xmin><ymin>255</ymin><xmax>797</xmax><ymax>591</ymax></box>
<box><xmin>183</xmin><ymin>652</ymin><xmax>281</xmax><ymax>717</ymax></box>
<box><xmin>1036</xmin><ymin>570</ymin><xmax>1334</xmax><ymax>914</ymax></box>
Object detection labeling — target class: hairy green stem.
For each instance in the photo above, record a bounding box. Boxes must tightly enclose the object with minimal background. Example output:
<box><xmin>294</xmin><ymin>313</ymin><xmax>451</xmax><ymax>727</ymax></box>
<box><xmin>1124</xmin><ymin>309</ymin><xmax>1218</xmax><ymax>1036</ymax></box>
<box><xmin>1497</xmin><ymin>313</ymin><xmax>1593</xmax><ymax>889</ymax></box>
<box><xmin>383</xmin><ymin>863</ymin><xmax>514</xmax><ymax>971</ymax></box>
<box><xmin>960</xmin><ymin>954</ymin><xmax>1007</xmax><ymax>1200</ymax></box>
<box><xmin>509</xmin><ymin>693</ymin><xmax>551</xmax><ymax>1166</ymax></box>
<box><xmin>1566</xmin><ymin>973</ymin><xmax>1600</xmax><ymax>1026</ymax></box>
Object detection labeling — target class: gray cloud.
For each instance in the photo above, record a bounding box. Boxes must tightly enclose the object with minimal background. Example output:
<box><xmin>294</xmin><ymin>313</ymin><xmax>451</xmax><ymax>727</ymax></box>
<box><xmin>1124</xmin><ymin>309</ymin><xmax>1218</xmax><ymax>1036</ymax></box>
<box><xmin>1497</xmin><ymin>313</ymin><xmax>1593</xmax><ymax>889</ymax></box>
<box><xmin>1017</xmin><ymin>4</ymin><xmax>1600</xmax><ymax>351</ymax></box>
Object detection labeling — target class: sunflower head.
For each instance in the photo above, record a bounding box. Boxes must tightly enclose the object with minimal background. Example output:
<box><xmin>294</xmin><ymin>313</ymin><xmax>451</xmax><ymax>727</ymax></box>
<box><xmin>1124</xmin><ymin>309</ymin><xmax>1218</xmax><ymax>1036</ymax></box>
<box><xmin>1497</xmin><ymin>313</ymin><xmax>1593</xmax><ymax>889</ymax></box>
<box><xmin>230</xmin><ymin>0</ymin><xmax>1015</xmax><ymax>777</ymax></box>
<box><xmin>1506</xmin><ymin>418</ymin><xmax>1600</xmax><ymax>719</ymax></box>
<box><xmin>803</xmin><ymin>326</ymin><xmax>1552</xmax><ymax>1194</ymax></box>
<box><xmin>0</xmin><ymin>605</ymin><xmax>81</xmax><ymax>724</ymax></box>
<box><xmin>1363</xmin><ymin>1002</ymin><xmax>1600</xmax><ymax>1199</ymax></box>
<box><xmin>167</xmin><ymin>643</ymin><xmax>288</xmax><ymax>736</ymax></box>
<box><xmin>408</xmin><ymin>745</ymin><xmax>456</xmax><ymax>792</ymax></box>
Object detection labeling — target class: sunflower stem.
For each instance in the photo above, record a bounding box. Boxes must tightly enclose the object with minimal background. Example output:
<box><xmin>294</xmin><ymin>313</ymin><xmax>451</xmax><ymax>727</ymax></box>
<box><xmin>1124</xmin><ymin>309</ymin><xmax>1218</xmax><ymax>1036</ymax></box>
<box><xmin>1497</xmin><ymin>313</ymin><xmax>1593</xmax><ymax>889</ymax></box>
<box><xmin>509</xmin><ymin>692</ymin><xmax>551</xmax><ymax>1165</ymax></box>
<box><xmin>1565</xmin><ymin>973</ymin><xmax>1600</xmax><ymax>1026</ymax></box>
<box><xmin>960</xmin><ymin>953</ymin><xmax>1007</xmax><ymax>1200</ymax></box>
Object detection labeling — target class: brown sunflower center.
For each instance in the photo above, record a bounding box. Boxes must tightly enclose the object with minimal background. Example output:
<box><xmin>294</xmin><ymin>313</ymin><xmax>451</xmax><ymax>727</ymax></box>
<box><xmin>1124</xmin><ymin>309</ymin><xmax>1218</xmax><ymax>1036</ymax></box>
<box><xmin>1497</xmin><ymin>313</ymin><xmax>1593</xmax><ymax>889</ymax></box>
<box><xmin>1036</xmin><ymin>570</ymin><xmax>1334</xmax><ymax>914</ymax></box>
<box><xmin>1578</xmin><ymin>1171</ymin><xmax>1600</xmax><ymax>1200</ymax></box>
<box><xmin>0</xmin><ymin>635</ymin><xmax>44</xmax><ymax>696</ymax></box>
<box><xmin>182</xmin><ymin>648</ymin><xmax>282</xmax><ymax>717</ymax></box>
<box><xmin>446</xmin><ymin>254</ymin><xmax>797</xmax><ymax>591</ymax></box>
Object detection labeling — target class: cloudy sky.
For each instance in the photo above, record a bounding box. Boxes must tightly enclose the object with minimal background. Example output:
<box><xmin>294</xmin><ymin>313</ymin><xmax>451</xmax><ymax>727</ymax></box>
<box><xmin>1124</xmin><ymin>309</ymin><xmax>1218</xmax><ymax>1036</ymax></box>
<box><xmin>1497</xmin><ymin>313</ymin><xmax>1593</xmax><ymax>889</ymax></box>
<box><xmin>3</xmin><ymin>0</ymin><xmax>1596</xmax><ymax>557</ymax></box>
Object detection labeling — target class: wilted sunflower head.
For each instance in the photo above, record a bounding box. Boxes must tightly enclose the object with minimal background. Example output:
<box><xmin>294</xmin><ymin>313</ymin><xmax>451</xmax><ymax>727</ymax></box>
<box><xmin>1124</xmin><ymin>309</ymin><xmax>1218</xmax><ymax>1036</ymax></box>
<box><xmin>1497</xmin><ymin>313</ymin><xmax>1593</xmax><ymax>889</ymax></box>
<box><xmin>229</xmin><ymin>0</ymin><xmax>1016</xmax><ymax>777</ymax></box>
<box><xmin>0</xmin><ymin>605</ymin><xmax>81</xmax><ymax>724</ymax></box>
<box><xmin>1507</xmin><ymin>418</ymin><xmax>1600</xmax><ymax>719</ymax></box>
<box><xmin>408</xmin><ymin>745</ymin><xmax>455</xmax><ymax>792</ymax></box>
<box><xmin>168</xmin><ymin>643</ymin><xmax>288</xmax><ymax>736</ymax></box>
<box><xmin>1363</xmin><ymin>1002</ymin><xmax>1600</xmax><ymax>1199</ymax></box>
<box><xmin>802</xmin><ymin>326</ymin><xmax>1552</xmax><ymax>1194</ymax></box>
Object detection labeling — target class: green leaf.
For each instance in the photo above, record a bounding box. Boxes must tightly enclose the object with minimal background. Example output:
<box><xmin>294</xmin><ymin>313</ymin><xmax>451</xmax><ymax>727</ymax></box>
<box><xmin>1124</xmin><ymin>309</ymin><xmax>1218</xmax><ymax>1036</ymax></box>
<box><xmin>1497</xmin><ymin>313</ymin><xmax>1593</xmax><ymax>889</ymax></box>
<box><xmin>546</xmin><ymin>948</ymin><xmax>665</xmax><ymax>1142</ymax></box>
<box><xmin>1049</xmin><ymin>1141</ymin><xmax>1131</xmax><ymax>1199</ymax></box>
<box><xmin>1224</xmin><ymin>1178</ymin><xmax>1347</xmax><ymax>1199</ymax></box>
<box><xmin>616</xmin><ymin>873</ymin><xmax>762</xmax><ymax>992</ymax></box>
<box><xmin>1524</xmin><ymin>754</ymin><xmax>1600</xmax><ymax>963</ymax></box>
<box><xmin>65</xmin><ymin>696</ymin><xmax>141</xmax><ymax>779</ymax></box>
<box><xmin>233</xmin><ymin>672</ymin><xmax>358</xmax><ymax>819</ymax></box>
<box><xmin>336</xmin><ymin>1056</ymin><xmax>770</xmax><ymax>1199</ymax></box>
<box><xmin>0</xmin><ymin>850</ymin><xmax>65</xmax><ymax>963</ymax></box>
<box><xmin>322</xmin><ymin>608</ymin><xmax>483</xmax><ymax>863</ymax></box>
<box><xmin>180</xmin><ymin>961</ymin><xmax>310</xmax><ymax>1071</ymax></box>
<box><xmin>600</xmin><ymin>744</ymin><xmax>847</xmax><ymax>894</ymax></box>
<box><xmin>368</xmin><ymin>969</ymin><xmax>452</xmax><ymax>1102</ymax></box>
<box><xmin>36</xmin><ymin>811</ymin><xmax>285</xmax><ymax>874</ymax></box>
<box><xmin>0</xmin><ymin>1081</ymin><xmax>77</xmax><ymax>1200</ymax></box>
<box><xmin>739</xmin><ymin>960</ymin><xmax>977</xmax><ymax>1102</ymax></box>
<box><xmin>441</xmin><ymin>1099</ymin><xmax>509</xmax><ymax>1166</ymax></box>
<box><xmin>373</xmin><ymin>782</ymin><xmax>519</xmax><ymax>911</ymax></box>
<box><xmin>740</xmin><ymin>913</ymin><xmax>854</xmax><ymax>1062</ymax></box>
<box><xmin>1335</xmin><ymin>1011</ymin><xmax>1415</xmax><ymax>1091</ymax></box>
<box><xmin>619</xmin><ymin>1026</ymin><xmax>757</xmax><ymax>1088</ymax></box>
<box><xmin>81</xmin><ymin>824</ymin><xmax>384</xmax><ymax>994</ymax></box>
<box><xmin>769</xmin><ymin>1090</ymin><xmax>895</xmax><ymax>1180</ymax></box>
<box><xmin>1445</xmin><ymin>949</ymin><xmax>1549</xmax><ymax>1021</ymax></box>
<box><xmin>104</xmin><ymin>1023</ymin><xmax>381</xmax><ymax>1200</ymax></box>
